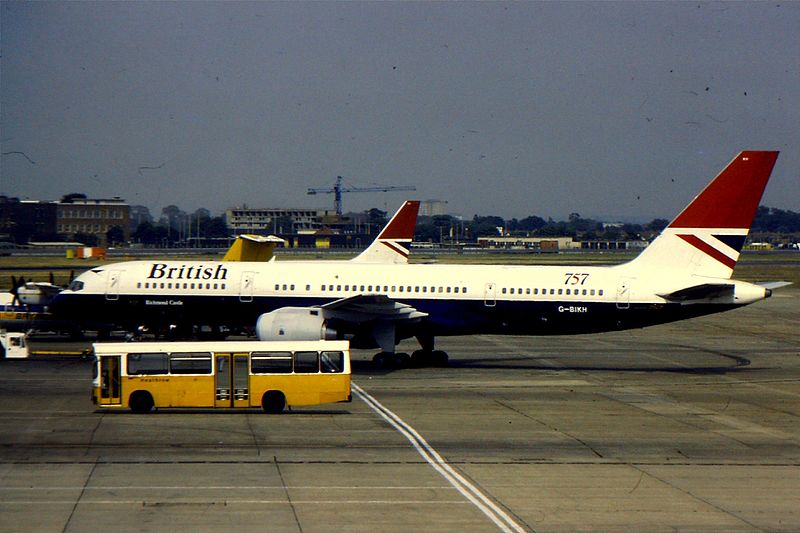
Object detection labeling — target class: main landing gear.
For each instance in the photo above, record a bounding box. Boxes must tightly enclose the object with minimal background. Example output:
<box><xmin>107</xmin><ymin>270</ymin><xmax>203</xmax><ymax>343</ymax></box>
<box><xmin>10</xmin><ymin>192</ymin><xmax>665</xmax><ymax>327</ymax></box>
<box><xmin>372</xmin><ymin>349</ymin><xmax>449</xmax><ymax>369</ymax></box>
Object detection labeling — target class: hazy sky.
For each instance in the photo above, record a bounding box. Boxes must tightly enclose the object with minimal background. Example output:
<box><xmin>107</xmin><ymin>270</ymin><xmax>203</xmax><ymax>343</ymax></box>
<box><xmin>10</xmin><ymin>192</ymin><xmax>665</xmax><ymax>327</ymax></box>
<box><xmin>1</xmin><ymin>1</ymin><xmax>798</xmax><ymax>221</ymax></box>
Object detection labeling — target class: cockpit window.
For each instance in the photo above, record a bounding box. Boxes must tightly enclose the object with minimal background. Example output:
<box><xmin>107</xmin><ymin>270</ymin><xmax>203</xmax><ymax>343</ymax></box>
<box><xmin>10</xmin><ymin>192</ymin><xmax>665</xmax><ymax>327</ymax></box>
<box><xmin>67</xmin><ymin>280</ymin><xmax>84</xmax><ymax>291</ymax></box>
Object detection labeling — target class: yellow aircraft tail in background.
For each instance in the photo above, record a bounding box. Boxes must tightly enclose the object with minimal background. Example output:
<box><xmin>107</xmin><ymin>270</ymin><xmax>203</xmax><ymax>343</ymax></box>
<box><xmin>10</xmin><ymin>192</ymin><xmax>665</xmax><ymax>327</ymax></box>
<box><xmin>223</xmin><ymin>235</ymin><xmax>285</xmax><ymax>262</ymax></box>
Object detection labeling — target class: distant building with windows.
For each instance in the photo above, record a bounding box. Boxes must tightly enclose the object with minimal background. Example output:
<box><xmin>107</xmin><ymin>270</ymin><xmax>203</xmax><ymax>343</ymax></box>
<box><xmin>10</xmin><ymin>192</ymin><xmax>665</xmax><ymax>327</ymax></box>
<box><xmin>0</xmin><ymin>196</ymin><xmax>58</xmax><ymax>244</ymax></box>
<box><xmin>420</xmin><ymin>200</ymin><xmax>449</xmax><ymax>217</ymax></box>
<box><xmin>56</xmin><ymin>197</ymin><xmax>130</xmax><ymax>246</ymax></box>
<box><xmin>226</xmin><ymin>207</ymin><xmax>341</xmax><ymax>235</ymax></box>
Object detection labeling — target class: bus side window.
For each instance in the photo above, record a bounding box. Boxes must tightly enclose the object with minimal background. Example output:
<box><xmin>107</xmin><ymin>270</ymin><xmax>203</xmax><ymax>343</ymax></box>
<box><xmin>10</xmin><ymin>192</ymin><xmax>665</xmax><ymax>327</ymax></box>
<box><xmin>127</xmin><ymin>353</ymin><xmax>169</xmax><ymax>375</ymax></box>
<box><xmin>321</xmin><ymin>351</ymin><xmax>344</xmax><ymax>373</ymax></box>
<box><xmin>251</xmin><ymin>352</ymin><xmax>292</xmax><ymax>373</ymax></box>
<box><xmin>169</xmin><ymin>352</ymin><xmax>212</xmax><ymax>374</ymax></box>
<box><xmin>294</xmin><ymin>351</ymin><xmax>319</xmax><ymax>373</ymax></box>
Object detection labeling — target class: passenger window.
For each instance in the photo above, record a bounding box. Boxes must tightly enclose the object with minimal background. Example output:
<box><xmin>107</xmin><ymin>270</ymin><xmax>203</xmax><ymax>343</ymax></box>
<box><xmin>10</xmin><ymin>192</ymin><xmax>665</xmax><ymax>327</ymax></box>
<box><xmin>321</xmin><ymin>351</ymin><xmax>345</xmax><ymax>373</ymax></box>
<box><xmin>251</xmin><ymin>352</ymin><xmax>292</xmax><ymax>373</ymax></box>
<box><xmin>127</xmin><ymin>353</ymin><xmax>168</xmax><ymax>375</ymax></box>
<box><xmin>294</xmin><ymin>351</ymin><xmax>319</xmax><ymax>373</ymax></box>
<box><xmin>169</xmin><ymin>352</ymin><xmax>212</xmax><ymax>374</ymax></box>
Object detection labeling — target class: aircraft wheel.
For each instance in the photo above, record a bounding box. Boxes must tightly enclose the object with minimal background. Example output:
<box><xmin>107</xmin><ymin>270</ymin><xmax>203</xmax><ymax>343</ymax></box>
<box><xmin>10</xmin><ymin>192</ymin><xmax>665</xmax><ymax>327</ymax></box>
<box><xmin>395</xmin><ymin>352</ymin><xmax>411</xmax><ymax>368</ymax></box>
<box><xmin>373</xmin><ymin>352</ymin><xmax>393</xmax><ymax>369</ymax></box>
<box><xmin>410</xmin><ymin>350</ymin><xmax>429</xmax><ymax>367</ymax></box>
<box><xmin>431</xmin><ymin>350</ymin><xmax>449</xmax><ymax>367</ymax></box>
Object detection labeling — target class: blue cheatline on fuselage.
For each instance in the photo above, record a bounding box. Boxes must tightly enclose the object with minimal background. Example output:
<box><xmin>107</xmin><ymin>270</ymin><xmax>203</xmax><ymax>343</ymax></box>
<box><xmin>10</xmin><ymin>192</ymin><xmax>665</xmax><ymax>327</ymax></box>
<box><xmin>51</xmin><ymin>291</ymin><xmax>739</xmax><ymax>340</ymax></box>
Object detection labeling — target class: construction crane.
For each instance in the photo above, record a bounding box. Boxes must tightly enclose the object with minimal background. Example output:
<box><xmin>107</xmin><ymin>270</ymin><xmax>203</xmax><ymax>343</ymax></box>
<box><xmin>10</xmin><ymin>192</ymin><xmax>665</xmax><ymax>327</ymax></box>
<box><xmin>307</xmin><ymin>176</ymin><xmax>416</xmax><ymax>215</ymax></box>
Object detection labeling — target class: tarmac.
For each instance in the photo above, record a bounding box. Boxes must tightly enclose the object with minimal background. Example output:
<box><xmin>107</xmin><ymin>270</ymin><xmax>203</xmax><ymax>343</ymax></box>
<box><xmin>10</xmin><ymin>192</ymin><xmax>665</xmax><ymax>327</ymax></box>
<box><xmin>1</xmin><ymin>289</ymin><xmax>798</xmax><ymax>532</ymax></box>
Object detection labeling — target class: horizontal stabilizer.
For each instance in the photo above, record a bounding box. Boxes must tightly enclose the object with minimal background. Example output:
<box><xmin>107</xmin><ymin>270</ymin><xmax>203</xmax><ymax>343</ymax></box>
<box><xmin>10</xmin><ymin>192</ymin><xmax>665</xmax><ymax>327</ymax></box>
<box><xmin>756</xmin><ymin>281</ymin><xmax>793</xmax><ymax>290</ymax></box>
<box><xmin>658</xmin><ymin>283</ymin><xmax>734</xmax><ymax>302</ymax></box>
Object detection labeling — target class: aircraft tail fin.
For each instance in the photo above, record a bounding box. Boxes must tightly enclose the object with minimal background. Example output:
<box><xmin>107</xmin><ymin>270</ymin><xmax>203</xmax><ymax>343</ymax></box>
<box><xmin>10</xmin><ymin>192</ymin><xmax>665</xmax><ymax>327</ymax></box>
<box><xmin>624</xmin><ymin>151</ymin><xmax>779</xmax><ymax>279</ymax></box>
<box><xmin>351</xmin><ymin>201</ymin><xmax>420</xmax><ymax>264</ymax></box>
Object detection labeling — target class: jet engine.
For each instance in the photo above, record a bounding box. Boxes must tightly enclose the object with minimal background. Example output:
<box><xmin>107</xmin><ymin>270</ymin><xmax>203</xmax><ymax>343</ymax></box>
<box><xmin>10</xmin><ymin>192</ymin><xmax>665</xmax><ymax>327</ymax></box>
<box><xmin>256</xmin><ymin>307</ymin><xmax>337</xmax><ymax>341</ymax></box>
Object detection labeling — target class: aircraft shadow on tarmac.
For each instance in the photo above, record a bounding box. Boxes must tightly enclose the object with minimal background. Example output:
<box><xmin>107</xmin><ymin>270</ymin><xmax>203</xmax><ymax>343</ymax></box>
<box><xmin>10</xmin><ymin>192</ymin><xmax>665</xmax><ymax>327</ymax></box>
<box><xmin>353</xmin><ymin>351</ymin><xmax>756</xmax><ymax>375</ymax></box>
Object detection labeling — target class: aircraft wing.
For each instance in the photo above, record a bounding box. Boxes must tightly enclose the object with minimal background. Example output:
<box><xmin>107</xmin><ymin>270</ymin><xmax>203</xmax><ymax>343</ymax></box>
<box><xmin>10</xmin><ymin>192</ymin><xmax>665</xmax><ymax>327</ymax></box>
<box><xmin>320</xmin><ymin>294</ymin><xmax>428</xmax><ymax>323</ymax></box>
<box><xmin>658</xmin><ymin>283</ymin><xmax>735</xmax><ymax>302</ymax></box>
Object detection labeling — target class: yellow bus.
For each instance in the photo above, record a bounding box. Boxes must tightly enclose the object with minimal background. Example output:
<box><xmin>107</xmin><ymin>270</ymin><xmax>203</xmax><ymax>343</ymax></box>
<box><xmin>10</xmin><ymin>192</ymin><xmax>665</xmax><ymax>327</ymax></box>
<box><xmin>92</xmin><ymin>340</ymin><xmax>351</xmax><ymax>413</ymax></box>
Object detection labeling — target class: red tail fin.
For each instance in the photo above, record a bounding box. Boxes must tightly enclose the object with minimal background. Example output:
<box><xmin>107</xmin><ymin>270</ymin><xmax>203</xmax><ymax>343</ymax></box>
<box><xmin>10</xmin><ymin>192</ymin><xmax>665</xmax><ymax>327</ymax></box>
<box><xmin>351</xmin><ymin>201</ymin><xmax>420</xmax><ymax>264</ymax></box>
<box><xmin>625</xmin><ymin>151</ymin><xmax>779</xmax><ymax>279</ymax></box>
<box><xmin>670</xmin><ymin>151</ymin><xmax>779</xmax><ymax>229</ymax></box>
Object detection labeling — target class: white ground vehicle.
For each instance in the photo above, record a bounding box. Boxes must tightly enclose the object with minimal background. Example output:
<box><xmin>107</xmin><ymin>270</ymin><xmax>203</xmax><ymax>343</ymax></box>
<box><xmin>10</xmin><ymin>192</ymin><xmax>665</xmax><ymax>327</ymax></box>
<box><xmin>0</xmin><ymin>331</ymin><xmax>29</xmax><ymax>359</ymax></box>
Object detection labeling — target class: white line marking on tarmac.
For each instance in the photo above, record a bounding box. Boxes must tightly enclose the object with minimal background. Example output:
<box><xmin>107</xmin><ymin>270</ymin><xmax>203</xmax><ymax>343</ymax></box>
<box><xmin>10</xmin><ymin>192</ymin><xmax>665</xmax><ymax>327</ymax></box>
<box><xmin>352</xmin><ymin>383</ymin><xmax>526</xmax><ymax>533</ymax></box>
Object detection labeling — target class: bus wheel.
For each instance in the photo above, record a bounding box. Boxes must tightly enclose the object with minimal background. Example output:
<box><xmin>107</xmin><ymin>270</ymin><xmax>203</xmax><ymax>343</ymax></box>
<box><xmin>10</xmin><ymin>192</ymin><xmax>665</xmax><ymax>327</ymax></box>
<box><xmin>262</xmin><ymin>391</ymin><xmax>285</xmax><ymax>414</ymax></box>
<box><xmin>129</xmin><ymin>391</ymin><xmax>154</xmax><ymax>414</ymax></box>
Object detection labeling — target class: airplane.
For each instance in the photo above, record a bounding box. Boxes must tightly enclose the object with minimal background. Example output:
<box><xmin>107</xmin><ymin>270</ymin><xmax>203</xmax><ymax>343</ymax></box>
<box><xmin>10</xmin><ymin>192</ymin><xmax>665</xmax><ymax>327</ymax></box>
<box><xmin>51</xmin><ymin>151</ymin><xmax>784</xmax><ymax>367</ymax></box>
<box><xmin>50</xmin><ymin>200</ymin><xmax>420</xmax><ymax>339</ymax></box>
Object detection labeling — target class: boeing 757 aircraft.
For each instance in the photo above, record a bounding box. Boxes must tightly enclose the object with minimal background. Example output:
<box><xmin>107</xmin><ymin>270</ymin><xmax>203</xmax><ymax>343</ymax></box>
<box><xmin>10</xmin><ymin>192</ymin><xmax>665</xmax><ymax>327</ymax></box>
<box><xmin>51</xmin><ymin>151</ymin><xmax>783</xmax><ymax>366</ymax></box>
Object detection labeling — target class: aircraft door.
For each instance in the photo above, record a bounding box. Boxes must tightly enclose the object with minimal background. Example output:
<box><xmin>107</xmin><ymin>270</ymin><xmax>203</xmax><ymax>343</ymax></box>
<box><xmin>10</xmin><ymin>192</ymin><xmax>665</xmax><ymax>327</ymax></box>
<box><xmin>98</xmin><ymin>356</ymin><xmax>121</xmax><ymax>405</ymax></box>
<box><xmin>616</xmin><ymin>278</ymin><xmax>633</xmax><ymax>309</ymax></box>
<box><xmin>105</xmin><ymin>270</ymin><xmax>122</xmax><ymax>301</ymax></box>
<box><xmin>483</xmin><ymin>283</ymin><xmax>496</xmax><ymax>307</ymax></box>
<box><xmin>239</xmin><ymin>272</ymin><xmax>255</xmax><ymax>302</ymax></box>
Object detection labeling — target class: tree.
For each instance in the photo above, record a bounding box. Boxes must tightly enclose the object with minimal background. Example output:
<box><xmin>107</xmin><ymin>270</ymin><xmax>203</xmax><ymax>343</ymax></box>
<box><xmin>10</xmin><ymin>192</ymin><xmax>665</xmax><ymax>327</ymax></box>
<box><xmin>106</xmin><ymin>225</ymin><xmax>125</xmax><ymax>246</ymax></box>
<box><xmin>60</xmin><ymin>193</ymin><xmax>87</xmax><ymax>203</ymax></box>
<box><xmin>366</xmin><ymin>208</ymin><xmax>387</xmax><ymax>235</ymax></box>
<box><xmin>203</xmin><ymin>216</ymin><xmax>229</xmax><ymax>238</ymax></box>
<box><xmin>74</xmin><ymin>232</ymin><xmax>99</xmax><ymax>246</ymax></box>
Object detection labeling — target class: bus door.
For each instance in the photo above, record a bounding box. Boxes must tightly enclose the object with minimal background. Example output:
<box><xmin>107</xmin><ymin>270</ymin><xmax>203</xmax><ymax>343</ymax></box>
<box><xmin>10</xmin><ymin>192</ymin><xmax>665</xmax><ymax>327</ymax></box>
<box><xmin>215</xmin><ymin>353</ymin><xmax>250</xmax><ymax>408</ymax></box>
<box><xmin>99</xmin><ymin>356</ymin><xmax>121</xmax><ymax>405</ymax></box>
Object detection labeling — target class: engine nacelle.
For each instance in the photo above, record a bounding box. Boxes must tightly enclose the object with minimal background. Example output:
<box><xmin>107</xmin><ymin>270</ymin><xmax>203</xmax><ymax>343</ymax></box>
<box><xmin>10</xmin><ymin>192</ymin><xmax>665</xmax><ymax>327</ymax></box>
<box><xmin>256</xmin><ymin>307</ymin><xmax>337</xmax><ymax>341</ymax></box>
